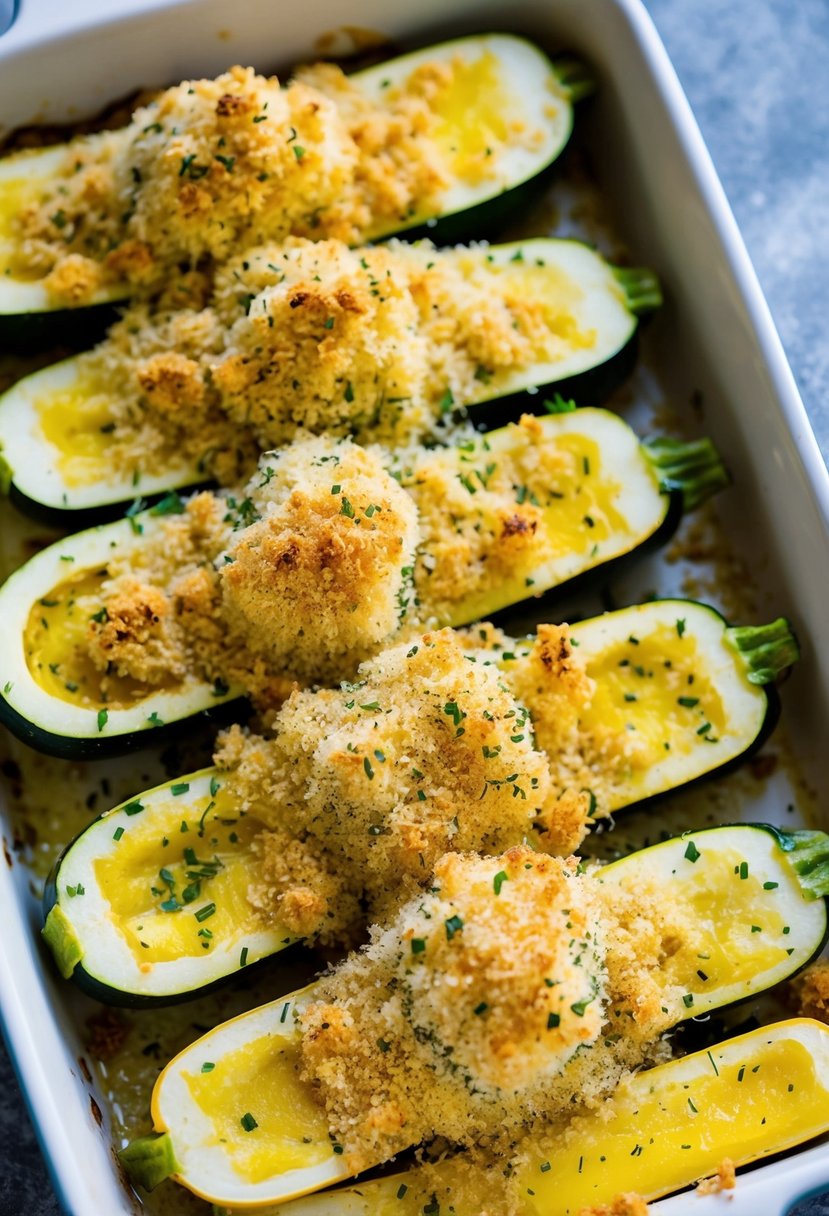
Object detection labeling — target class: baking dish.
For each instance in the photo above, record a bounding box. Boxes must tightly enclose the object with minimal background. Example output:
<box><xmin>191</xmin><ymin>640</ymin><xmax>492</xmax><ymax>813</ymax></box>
<box><xmin>1</xmin><ymin>0</ymin><xmax>829</xmax><ymax>1213</ymax></box>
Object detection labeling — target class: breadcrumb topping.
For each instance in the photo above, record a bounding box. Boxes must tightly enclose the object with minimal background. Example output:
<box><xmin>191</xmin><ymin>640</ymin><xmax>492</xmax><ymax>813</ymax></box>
<box><xmin>296</xmin><ymin>845</ymin><xmax>681</xmax><ymax>1170</ymax></box>
<box><xmin>216</xmin><ymin>627</ymin><xmax>590</xmax><ymax>940</ymax></box>
<box><xmin>12</xmin><ymin>45</ymin><xmax>545</xmax><ymax>300</ymax></box>
<box><xmin>42</xmin><ymin>419</ymin><xmax>636</xmax><ymax>695</ymax></box>
<box><xmin>57</xmin><ymin>236</ymin><xmax>594</xmax><ymax>482</ymax></box>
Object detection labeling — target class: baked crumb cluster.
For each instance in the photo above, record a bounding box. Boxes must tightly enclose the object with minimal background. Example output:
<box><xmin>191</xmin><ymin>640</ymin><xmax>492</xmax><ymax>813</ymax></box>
<box><xmin>51</xmin><ymin>235</ymin><xmax>594</xmax><ymax>484</ymax></box>
<box><xmin>47</xmin><ymin>418</ymin><xmax>621</xmax><ymax>688</ymax></box>
<box><xmin>211</xmin><ymin>620</ymin><xmax>642</xmax><ymax>942</ymax></box>
<box><xmin>12</xmin><ymin>49</ymin><xmax>548</xmax><ymax>301</ymax></box>
<box><xmin>296</xmin><ymin>845</ymin><xmax>682</xmax><ymax>1174</ymax></box>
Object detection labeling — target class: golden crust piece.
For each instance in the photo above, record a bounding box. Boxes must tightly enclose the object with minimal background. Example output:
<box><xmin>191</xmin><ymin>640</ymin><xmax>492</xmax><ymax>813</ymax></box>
<box><xmin>87</xmin><ymin>577</ymin><xmax>186</xmax><ymax>684</ymax></box>
<box><xmin>220</xmin><ymin>437</ymin><xmax>419</xmax><ymax>679</ymax></box>
<box><xmin>789</xmin><ymin>959</ymin><xmax>829</xmax><ymax>1023</ymax></box>
<box><xmin>695</xmin><ymin>1158</ymin><xmax>736</xmax><ymax>1196</ymax></box>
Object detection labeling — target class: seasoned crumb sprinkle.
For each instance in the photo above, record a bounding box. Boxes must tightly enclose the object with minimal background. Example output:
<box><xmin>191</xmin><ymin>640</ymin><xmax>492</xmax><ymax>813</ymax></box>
<box><xmin>296</xmin><ymin>844</ymin><xmax>681</xmax><ymax>1171</ymax></box>
<box><xmin>57</xmin><ymin>236</ymin><xmax>594</xmax><ymax>480</ymax></box>
<box><xmin>12</xmin><ymin>45</ymin><xmax>546</xmax><ymax>300</ymax></box>
<box><xmin>217</xmin><ymin>627</ymin><xmax>590</xmax><ymax>940</ymax></box>
<box><xmin>60</xmin><ymin>420</ymin><xmax>637</xmax><ymax>696</ymax></box>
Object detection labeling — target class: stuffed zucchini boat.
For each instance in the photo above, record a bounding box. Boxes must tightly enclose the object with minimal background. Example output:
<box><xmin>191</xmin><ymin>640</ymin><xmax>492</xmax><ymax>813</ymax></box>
<box><xmin>211</xmin><ymin>1019</ymin><xmax>829</xmax><ymax>1216</ymax></box>
<box><xmin>118</xmin><ymin>825</ymin><xmax>829</xmax><ymax>1207</ymax></box>
<box><xmin>0</xmin><ymin>413</ymin><xmax>728</xmax><ymax>758</ymax></box>
<box><xmin>0</xmin><ymin>34</ymin><xmax>592</xmax><ymax>348</ymax></box>
<box><xmin>0</xmin><ymin>238</ymin><xmax>660</xmax><ymax>525</ymax></box>
<box><xmin>42</xmin><ymin>601</ymin><xmax>799</xmax><ymax>1005</ymax></box>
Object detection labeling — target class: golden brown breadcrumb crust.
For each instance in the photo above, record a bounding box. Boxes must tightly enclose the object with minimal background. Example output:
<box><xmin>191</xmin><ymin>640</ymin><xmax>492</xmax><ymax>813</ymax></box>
<box><xmin>296</xmin><ymin>845</ymin><xmax>680</xmax><ymax>1171</ymax></box>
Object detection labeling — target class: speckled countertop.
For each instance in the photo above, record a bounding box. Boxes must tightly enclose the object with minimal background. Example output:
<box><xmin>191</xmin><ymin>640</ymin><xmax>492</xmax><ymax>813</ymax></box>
<box><xmin>1</xmin><ymin>1</ymin><xmax>828</xmax><ymax>1213</ymax></box>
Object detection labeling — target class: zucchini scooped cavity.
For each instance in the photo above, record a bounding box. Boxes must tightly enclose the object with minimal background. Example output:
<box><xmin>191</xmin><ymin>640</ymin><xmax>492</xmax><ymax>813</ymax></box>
<box><xmin>0</xmin><ymin>238</ymin><xmax>660</xmax><ymax>523</ymax></box>
<box><xmin>0</xmin><ymin>34</ymin><xmax>592</xmax><ymax>347</ymax></box>
<box><xmin>43</xmin><ymin>601</ymin><xmax>799</xmax><ymax>1004</ymax></box>
<box><xmin>0</xmin><ymin>413</ymin><xmax>728</xmax><ymax>757</ymax></box>
<box><xmin>216</xmin><ymin>1019</ymin><xmax>829</xmax><ymax>1216</ymax></box>
<box><xmin>118</xmin><ymin>827</ymin><xmax>829</xmax><ymax>1207</ymax></box>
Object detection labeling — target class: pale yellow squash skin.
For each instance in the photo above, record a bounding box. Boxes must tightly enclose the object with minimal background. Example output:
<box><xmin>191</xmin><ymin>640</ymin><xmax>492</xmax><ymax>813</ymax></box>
<box><xmin>221</xmin><ymin>1020</ymin><xmax>829</xmax><ymax>1216</ymax></box>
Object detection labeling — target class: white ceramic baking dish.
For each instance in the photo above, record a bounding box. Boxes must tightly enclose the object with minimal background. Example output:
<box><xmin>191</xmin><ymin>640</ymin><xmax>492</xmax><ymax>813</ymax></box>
<box><xmin>2</xmin><ymin>1</ymin><xmax>829</xmax><ymax>1213</ymax></box>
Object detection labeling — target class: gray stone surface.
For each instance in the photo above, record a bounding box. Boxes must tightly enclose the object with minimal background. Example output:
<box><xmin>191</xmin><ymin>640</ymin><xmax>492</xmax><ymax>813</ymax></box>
<box><xmin>1</xmin><ymin>0</ymin><xmax>828</xmax><ymax>1213</ymax></box>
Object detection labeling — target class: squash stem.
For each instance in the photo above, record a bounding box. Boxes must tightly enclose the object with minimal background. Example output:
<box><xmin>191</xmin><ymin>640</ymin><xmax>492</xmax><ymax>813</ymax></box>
<box><xmin>553</xmin><ymin>57</ymin><xmax>596</xmax><ymax>104</ymax></box>
<box><xmin>641</xmin><ymin>436</ymin><xmax>730</xmax><ymax>511</ymax></box>
<box><xmin>764</xmin><ymin>827</ymin><xmax>829</xmax><ymax>901</ymax></box>
<box><xmin>612</xmin><ymin>266</ymin><xmax>663</xmax><ymax>315</ymax></box>
<box><xmin>724</xmin><ymin>618</ymin><xmax>800</xmax><ymax>685</ymax></box>
<box><xmin>118</xmin><ymin>1132</ymin><xmax>179</xmax><ymax>1191</ymax></box>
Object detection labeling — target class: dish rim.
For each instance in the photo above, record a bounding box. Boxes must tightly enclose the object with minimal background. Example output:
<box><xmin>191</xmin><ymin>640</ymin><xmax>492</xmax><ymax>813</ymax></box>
<box><xmin>1</xmin><ymin>0</ymin><xmax>828</xmax><ymax>1213</ymax></box>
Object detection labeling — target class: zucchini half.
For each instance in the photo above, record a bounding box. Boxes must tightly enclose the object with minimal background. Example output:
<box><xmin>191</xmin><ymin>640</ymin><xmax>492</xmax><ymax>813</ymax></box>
<box><xmin>0</xmin><ymin>240</ymin><xmax>660</xmax><ymax>525</ymax></box>
<box><xmin>0</xmin><ymin>35</ymin><xmax>591</xmax><ymax>348</ymax></box>
<box><xmin>41</xmin><ymin>603</ymin><xmax>800</xmax><ymax>1005</ymax></box>
<box><xmin>220</xmin><ymin>1019</ymin><xmax>829</xmax><ymax>1216</ymax></box>
<box><xmin>0</xmin><ymin>502</ymin><xmax>243</xmax><ymax>760</ymax></box>
<box><xmin>41</xmin><ymin>770</ymin><xmax>300</xmax><ymax>1004</ymax></box>
<box><xmin>0</xmin><ymin>413</ymin><xmax>729</xmax><ymax>758</ymax></box>
<box><xmin>117</xmin><ymin>824</ymin><xmax>829</xmax><ymax>1206</ymax></box>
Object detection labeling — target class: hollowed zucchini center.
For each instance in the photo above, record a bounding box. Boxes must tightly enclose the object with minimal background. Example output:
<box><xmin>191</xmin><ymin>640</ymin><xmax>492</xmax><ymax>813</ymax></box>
<box><xmin>36</xmin><ymin>376</ymin><xmax>119</xmax><ymax>487</ymax></box>
<box><xmin>580</xmin><ymin>625</ymin><xmax>728</xmax><ymax>772</ymax></box>
<box><xmin>183</xmin><ymin>1032</ymin><xmax>331</xmax><ymax>1182</ymax></box>
<box><xmin>94</xmin><ymin>791</ymin><xmax>267</xmax><ymax>967</ymax></box>
<box><xmin>24</xmin><ymin>566</ymin><xmax>182</xmax><ymax>709</ymax></box>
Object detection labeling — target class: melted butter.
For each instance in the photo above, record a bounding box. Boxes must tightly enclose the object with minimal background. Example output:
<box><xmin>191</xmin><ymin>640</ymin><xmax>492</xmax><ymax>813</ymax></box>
<box><xmin>444</xmin><ymin>433</ymin><xmax>629</xmax><ymax>625</ymax></box>
<box><xmin>94</xmin><ymin>790</ymin><xmax>267</xmax><ymax>966</ymax></box>
<box><xmin>24</xmin><ymin>567</ymin><xmax>181</xmax><ymax>710</ymax></box>
<box><xmin>581</xmin><ymin>625</ymin><xmax>728</xmax><ymax>773</ymax></box>
<box><xmin>521</xmin><ymin>1036</ymin><xmax>827</xmax><ymax>1213</ymax></box>
<box><xmin>184</xmin><ymin>1034</ymin><xmax>330</xmax><ymax>1183</ymax></box>
<box><xmin>37</xmin><ymin>378</ymin><xmax>119</xmax><ymax>487</ymax></box>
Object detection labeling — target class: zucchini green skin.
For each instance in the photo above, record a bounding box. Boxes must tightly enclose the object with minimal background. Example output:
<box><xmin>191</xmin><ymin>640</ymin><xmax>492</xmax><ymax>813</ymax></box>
<box><xmin>0</xmin><ymin>342</ymin><xmax>640</xmax><ymax>529</ymax></box>
<box><xmin>40</xmin><ymin>768</ymin><xmax>302</xmax><ymax>1005</ymax></box>
<box><xmin>486</xmin><ymin>482</ymin><xmax>683</xmax><ymax>631</ymax></box>
<box><xmin>0</xmin><ymin>693</ymin><xmax>247</xmax><ymax>762</ymax></box>
<box><xmin>0</xmin><ymin>300</ymin><xmax>121</xmax><ymax>354</ymax></box>
<box><xmin>0</xmin><ymin>507</ymin><xmax>249</xmax><ymax>759</ymax></box>
<box><xmin>565</xmin><ymin>599</ymin><xmax>792</xmax><ymax>813</ymax></box>
<box><xmin>6</xmin><ymin>478</ymin><xmax>208</xmax><ymax>532</ymax></box>
<box><xmin>0</xmin><ymin>36</ymin><xmax>591</xmax><ymax>350</ymax></box>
